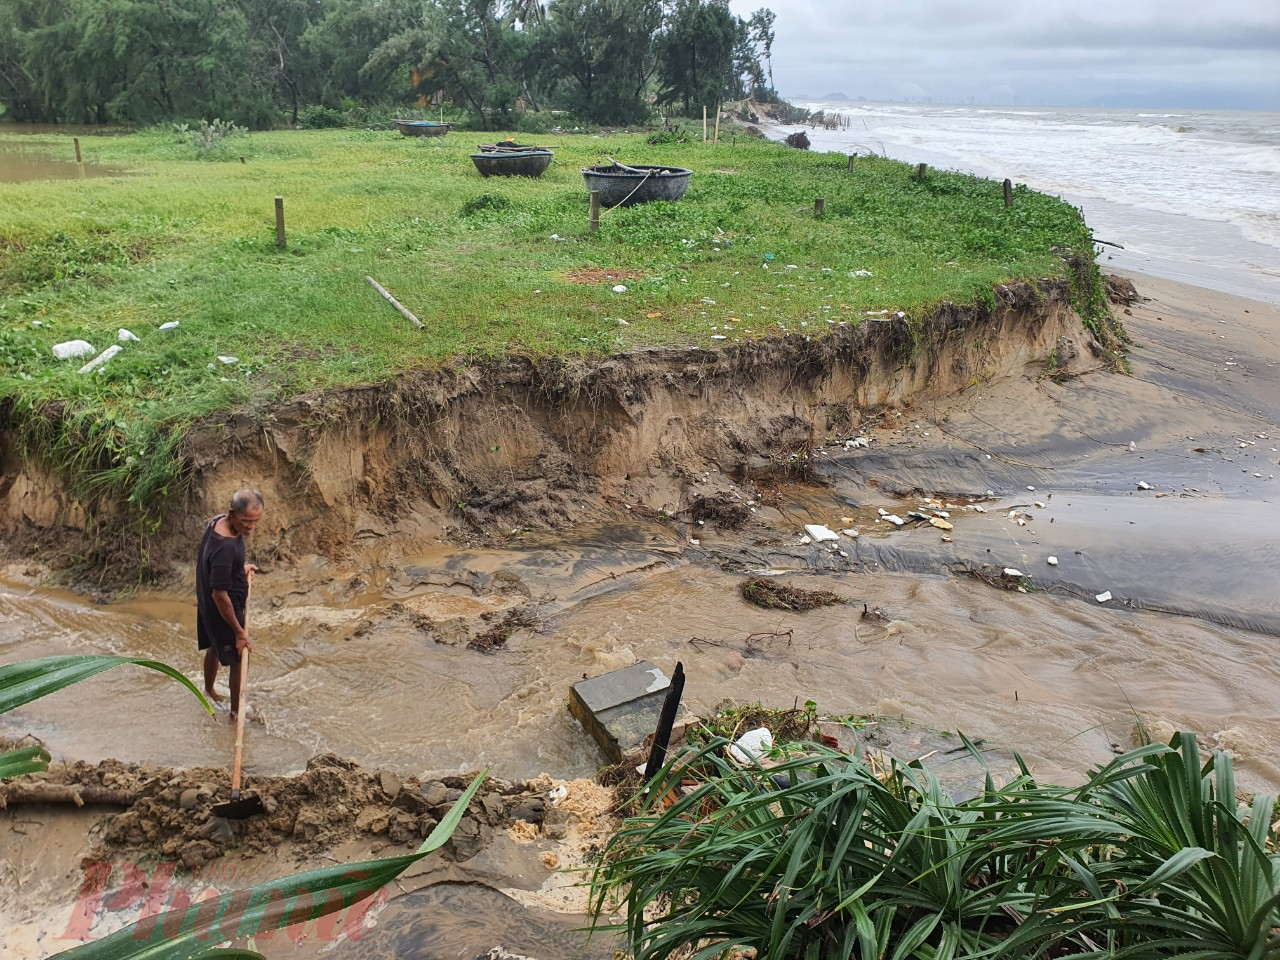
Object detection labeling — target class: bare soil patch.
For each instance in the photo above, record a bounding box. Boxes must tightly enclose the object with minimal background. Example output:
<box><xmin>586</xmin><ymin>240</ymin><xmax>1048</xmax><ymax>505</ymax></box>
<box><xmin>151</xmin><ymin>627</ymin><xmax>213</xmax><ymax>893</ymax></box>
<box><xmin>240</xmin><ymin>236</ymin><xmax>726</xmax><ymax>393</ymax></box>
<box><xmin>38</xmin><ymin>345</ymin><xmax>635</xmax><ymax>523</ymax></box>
<box><xmin>559</xmin><ymin>267</ymin><xmax>645</xmax><ymax>285</ymax></box>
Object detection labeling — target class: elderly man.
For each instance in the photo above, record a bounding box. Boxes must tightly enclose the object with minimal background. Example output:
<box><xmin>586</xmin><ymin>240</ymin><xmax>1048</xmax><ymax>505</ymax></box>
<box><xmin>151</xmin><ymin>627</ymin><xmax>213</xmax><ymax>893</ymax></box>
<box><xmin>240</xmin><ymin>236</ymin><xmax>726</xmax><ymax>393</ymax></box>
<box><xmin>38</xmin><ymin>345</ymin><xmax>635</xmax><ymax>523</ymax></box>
<box><xmin>196</xmin><ymin>489</ymin><xmax>263</xmax><ymax>721</ymax></box>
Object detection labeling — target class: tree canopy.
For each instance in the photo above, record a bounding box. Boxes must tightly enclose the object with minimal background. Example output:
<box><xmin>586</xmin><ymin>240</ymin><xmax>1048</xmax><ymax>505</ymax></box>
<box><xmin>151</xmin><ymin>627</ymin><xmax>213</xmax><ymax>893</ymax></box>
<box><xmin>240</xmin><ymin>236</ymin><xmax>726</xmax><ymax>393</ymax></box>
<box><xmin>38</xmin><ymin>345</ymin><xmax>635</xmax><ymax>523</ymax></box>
<box><xmin>0</xmin><ymin>0</ymin><xmax>776</xmax><ymax>128</ymax></box>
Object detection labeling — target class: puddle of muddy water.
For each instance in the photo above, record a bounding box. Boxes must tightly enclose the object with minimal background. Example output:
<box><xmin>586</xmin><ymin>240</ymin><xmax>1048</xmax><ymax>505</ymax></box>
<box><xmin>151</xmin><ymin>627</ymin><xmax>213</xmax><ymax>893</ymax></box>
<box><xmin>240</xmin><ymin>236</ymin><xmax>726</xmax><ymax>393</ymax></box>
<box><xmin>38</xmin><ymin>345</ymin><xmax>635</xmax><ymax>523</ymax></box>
<box><xmin>0</xmin><ymin>144</ymin><xmax>127</xmax><ymax>182</ymax></box>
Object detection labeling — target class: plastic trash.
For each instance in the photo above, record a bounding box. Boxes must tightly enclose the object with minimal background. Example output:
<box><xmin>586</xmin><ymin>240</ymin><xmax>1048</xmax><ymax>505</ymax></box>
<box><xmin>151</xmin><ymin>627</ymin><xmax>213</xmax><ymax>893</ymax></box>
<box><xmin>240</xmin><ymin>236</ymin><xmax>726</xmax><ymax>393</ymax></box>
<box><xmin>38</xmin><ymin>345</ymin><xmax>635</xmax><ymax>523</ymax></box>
<box><xmin>804</xmin><ymin>524</ymin><xmax>839</xmax><ymax>542</ymax></box>
<box><xmin>612</xmin><ymin>284</ymin><xmax>627</xmax><ymax>293</ymax></box>
<box><xmin>728</xmin><ymin>727</ymin><xmax>773</xmax><ymax>765</ymax></box>
<box><xmin>52</xmin><ymin>340</ymin><xmax>95</xmax><ymax>361</ymax></box>
<box><xmin>1003</xmin><ymin>568</ymin><xmax>1025</xmax><ymax>578</ymax></box>
<box><xmin>159</xmin><ymin>321</ymin><xmax>180</xmax><ymax>330</ymax></box>
<box><xmin>881</xmin><ymin>515</ymin><xmax>905</xmax><ymax>526</ymax></box>
<box><xmin>217</xmin><ymin>356</ymin><xmax>239</xmax><ymax>365</ymax></box>
<box><xmin>929</xmin><ymin>517</ymin><xmax>953</xmax><ymax>531</ymax></box>
<box><xmin>1047</xmin><ymin>556</ymin><xmax>1059</xmax><ymax>566</ymax></box>
<box><xmin>117</xmin><ymin>329</ymin><xmax>140</xmax><ymax>342</ymax></box>
<box><xmin>78</xmin><ymin>345</ymin><xmax>122</xmax><ymax>374</ymax></box>
<box><xmin>1137</xmin><ymin>481</ymin><xmax>1151</xmax><ymax>490</ymax></box>
<box><xmin>1095</xmin><ymin>591</ymin><xmax>1113</xmax><ymax>603</ymax></box>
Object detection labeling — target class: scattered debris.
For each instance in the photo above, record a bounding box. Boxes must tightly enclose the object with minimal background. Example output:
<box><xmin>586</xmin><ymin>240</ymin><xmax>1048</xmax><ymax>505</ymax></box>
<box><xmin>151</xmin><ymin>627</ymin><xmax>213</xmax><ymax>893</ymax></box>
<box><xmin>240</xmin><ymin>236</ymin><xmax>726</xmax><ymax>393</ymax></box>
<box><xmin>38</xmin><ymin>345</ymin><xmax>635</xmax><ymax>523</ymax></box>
<box><xmin>468</xmin><ymin>608</ymin><xmax>538</xmax><ymax>653</ymax></box>
<box><xmin>727</xmin><ymin>728</ymin><xmax>773</xmax><ymax>765</ymax></box>
<box><xmin>159</xmin><ymin>320</ymin><xmax>180</xmax><ymax>330</ymax></box>
<box><xmin>929</xmin><ymin>517</ymin><xmax>953</xmax><ymax>531</ymax></box>
<box><xmin>117</xmin><ymin>329</ymin><xmax>140</xmax><ymax>342</ymax></box>
<box><xmin>739</xmin><ymin>577</ymin><xmax>844</xmax><ymax>611</ymax></box>
<box><xmin>1003</xmin><ymin>567</ymin><xmax>1025</xmax><ymax>578</ymax></box>
<box><xmin>78</xmin><ymin>345</ymin><xmax>122</xmax><ymax>374</ymax></box>
<box><xmin>1047</xmin><ymin>556</ymin><xmax>1059</xmax><ymax>566</ymax></box>
<box><xmin>52</xmin><ymin>339</ymin><xmax>95</xmax><ymax>360</ymax></box>
<box><xmin>803</xmin><ymin>524</ymin><xmax>840</xmax><ymax>542</ymax></box>
<box><xmin>1096</xmin><ymin>591</ymin><xmax>1113</xmax><ymax>603</ymax></box>
<box><xmin>1137</xmin><ymin>481</ymin><xmax>1151</xmax><ymax>490</ymax></box>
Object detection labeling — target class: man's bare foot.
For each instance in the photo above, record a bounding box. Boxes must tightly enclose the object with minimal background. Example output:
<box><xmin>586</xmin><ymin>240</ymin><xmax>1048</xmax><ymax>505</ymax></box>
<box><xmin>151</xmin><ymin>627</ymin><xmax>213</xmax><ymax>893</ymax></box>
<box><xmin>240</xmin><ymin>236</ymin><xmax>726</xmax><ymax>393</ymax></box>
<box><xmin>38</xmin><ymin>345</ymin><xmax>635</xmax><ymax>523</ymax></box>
<box><xmin>205</xmin><ymin>687</ymin><xmax>224</xmax><ymax>703</ymax></box>
<box><xmin>229</xmin><ymin>711</ymin><xmax>238</xmax><ymax>724</ymax></box>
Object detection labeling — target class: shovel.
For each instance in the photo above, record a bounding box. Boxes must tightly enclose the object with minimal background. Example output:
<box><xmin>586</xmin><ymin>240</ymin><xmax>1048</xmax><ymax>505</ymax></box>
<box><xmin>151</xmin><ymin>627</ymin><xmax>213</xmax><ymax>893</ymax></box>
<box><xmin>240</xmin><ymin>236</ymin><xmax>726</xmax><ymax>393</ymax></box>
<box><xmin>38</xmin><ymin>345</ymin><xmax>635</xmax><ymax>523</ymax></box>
<box><xmin>212</xmin><ymin>588</ymin><xmax>265</xmax><ymax>820</ymax></box>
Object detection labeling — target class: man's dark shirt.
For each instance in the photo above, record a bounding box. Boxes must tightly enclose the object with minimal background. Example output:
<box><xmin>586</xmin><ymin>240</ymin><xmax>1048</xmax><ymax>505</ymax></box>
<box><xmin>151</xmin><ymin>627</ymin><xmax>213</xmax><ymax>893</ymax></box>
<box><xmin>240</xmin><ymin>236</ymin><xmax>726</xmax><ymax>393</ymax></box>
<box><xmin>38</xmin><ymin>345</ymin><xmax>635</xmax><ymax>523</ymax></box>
<box><xmin>196</xmin><ymin>515</ymin><xmax>248</xmax><ymax>664</ymax></box>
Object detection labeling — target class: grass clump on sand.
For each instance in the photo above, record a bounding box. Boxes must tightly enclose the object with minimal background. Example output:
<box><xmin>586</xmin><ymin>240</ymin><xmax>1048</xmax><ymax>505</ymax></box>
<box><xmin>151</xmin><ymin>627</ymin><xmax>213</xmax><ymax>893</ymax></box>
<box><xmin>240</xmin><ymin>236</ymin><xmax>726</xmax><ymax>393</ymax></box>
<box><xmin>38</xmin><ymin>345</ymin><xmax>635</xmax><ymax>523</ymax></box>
<box><xmin>0</xmin><ymin>127</ymin><xmax>1102</xmax><ymax>526</ymax></box>
<box><xmin>740</xmin><ymin>576</ymin><xmax>846</xmax><ymax>610</ymax></box>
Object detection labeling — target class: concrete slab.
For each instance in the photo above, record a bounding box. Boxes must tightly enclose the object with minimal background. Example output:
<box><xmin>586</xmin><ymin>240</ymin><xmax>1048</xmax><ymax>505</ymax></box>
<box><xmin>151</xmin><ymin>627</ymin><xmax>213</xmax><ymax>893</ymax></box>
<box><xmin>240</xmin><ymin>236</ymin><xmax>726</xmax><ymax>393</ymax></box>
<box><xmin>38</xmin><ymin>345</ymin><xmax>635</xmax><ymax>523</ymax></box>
<box><xmin>569</xmin><ymin>661</ymin><xmax>671</xmax><ymax>763</ymax></box>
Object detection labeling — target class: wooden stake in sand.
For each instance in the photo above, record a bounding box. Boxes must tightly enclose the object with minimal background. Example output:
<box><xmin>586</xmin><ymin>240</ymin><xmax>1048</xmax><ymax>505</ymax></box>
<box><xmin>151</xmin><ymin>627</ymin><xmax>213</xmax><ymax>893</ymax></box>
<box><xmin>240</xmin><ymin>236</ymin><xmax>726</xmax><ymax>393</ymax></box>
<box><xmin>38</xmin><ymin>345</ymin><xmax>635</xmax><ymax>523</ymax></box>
<box><xmin>73</xmin><ymin>137</ymin><xmax>82</xmax><ymax>163</ymax></box>
<box><xmin>713</xmin><ymin>103</ymin><xmax>721</xmax><ymax>143</ymax></box>
<box><xmin>848</xmin><ymin>154</ymin><xmax>856</xmax><ymax>173</ymax></box>
<box><xmin>703</xmin><ymin>105</ymin><xmax>708</xmax><ymax>142</ymax></box>
<box><xmin>589</xmin><ymin>190</ymin><xmax>601</xmax><ymax>232</ymax></box>
<box><xmin>365</xmin><ymin>276</ymin><xmax>424</xmax><ymax>329</ymax></box>
<box><xmin>1004</xmin><ymin>178</ymin><xmax>1013</xmax><ymax>208</ymax></box>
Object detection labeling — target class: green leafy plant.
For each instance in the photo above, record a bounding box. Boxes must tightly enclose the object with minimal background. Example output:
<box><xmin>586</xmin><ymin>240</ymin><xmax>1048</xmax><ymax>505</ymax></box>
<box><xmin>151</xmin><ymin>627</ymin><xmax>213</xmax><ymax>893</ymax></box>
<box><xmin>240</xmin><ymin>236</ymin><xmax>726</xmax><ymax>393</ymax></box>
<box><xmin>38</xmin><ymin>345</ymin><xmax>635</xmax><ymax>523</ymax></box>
<box><xmin>590</xmin><ymin>732</ymin><xmax>1279</xmax><ymax>959</ymax></box>
<box><xmin>298</xmin><ymin>105</ymin><xmax>346</xmax><ymax>129</ymax></box>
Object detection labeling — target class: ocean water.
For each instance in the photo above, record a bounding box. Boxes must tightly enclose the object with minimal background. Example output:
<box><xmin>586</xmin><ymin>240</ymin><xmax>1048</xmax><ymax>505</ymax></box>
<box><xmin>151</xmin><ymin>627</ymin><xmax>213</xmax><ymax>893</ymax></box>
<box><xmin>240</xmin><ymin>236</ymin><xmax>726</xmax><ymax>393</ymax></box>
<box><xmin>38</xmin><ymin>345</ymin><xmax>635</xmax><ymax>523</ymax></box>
<box><xmin>776</xmin><ymin>102</ymin><xmax>1280</xmax><ymax>303</ymax></box>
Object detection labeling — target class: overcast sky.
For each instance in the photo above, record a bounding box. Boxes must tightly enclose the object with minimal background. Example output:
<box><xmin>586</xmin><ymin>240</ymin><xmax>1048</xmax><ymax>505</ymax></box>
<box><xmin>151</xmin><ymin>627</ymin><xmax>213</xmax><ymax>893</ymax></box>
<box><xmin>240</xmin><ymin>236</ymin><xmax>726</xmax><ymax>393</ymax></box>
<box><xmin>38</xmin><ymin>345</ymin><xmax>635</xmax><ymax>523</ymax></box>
<box><xmin>728</xmin><ymin>0</ymin><xmax>1280</xmax><ymax>110</ymax></box>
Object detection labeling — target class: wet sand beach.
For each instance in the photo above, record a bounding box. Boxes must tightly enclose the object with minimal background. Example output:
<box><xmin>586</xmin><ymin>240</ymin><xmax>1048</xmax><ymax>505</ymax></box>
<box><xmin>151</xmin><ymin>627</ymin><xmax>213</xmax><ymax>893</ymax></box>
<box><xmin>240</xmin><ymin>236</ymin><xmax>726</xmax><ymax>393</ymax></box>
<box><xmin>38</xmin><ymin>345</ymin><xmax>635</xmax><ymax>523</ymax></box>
<box><xmin>3</xmin><ymin>271</ymin><xmax>1278</xmax><ymax>956</ymax></box>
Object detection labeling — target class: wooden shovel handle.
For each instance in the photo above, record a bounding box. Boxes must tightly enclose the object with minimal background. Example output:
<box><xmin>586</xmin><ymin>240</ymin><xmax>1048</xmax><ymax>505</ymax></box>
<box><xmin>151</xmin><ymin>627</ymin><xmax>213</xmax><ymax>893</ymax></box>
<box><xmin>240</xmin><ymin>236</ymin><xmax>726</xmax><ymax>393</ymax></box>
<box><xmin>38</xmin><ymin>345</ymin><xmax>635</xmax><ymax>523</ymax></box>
<box><xmin>229</xmin><ymin>585</ymin><xmax>251</xmax><ymax>799</ymax></box>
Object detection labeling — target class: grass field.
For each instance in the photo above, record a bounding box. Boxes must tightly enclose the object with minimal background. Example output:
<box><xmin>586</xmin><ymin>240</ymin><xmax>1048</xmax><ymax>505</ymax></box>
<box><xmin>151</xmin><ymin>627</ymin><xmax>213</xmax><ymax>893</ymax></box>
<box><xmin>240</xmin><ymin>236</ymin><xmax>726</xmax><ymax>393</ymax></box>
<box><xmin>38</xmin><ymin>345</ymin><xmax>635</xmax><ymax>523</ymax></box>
<box><xmin>0</xmin><ymin>125</ymin><xmax>1099</xmax><ymax>516</ymax></box>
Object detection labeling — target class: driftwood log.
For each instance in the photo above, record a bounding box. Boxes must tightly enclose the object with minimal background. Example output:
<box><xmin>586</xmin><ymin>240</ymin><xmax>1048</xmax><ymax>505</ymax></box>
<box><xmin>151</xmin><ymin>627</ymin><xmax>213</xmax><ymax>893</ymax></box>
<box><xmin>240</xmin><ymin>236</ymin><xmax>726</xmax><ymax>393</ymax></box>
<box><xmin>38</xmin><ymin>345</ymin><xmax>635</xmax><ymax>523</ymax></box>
<box><xmin>0</xmin><ymin>782</ymin><xmax>139</xmax><ymax>808</ymax></box>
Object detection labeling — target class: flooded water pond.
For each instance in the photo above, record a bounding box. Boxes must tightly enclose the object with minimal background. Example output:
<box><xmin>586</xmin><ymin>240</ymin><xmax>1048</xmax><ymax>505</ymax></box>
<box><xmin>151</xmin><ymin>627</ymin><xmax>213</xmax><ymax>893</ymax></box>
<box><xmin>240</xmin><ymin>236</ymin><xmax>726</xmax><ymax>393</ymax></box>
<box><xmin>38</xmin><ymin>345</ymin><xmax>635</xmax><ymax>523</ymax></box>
<box><xmin>0</xmin><ymin>144</ymin><xmax>127</xmax><ymax>182</ymax></box>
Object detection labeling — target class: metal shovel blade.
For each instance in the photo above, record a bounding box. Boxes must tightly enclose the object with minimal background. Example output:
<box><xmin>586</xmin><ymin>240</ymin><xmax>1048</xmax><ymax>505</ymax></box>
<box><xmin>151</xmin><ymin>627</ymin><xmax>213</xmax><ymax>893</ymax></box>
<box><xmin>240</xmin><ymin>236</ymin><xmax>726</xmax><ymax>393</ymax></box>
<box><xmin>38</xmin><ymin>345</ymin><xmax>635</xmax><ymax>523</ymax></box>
<box><xmin>211</xmin><ymin>791</ymin><xmax>265</xmax><ymax>820</ymax></box>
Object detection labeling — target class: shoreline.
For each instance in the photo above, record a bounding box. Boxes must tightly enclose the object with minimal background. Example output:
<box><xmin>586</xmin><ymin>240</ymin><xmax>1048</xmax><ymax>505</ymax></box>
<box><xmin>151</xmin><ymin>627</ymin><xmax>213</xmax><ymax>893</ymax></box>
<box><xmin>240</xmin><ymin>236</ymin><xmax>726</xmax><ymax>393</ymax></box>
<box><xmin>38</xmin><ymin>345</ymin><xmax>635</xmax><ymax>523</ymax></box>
<box><xmin>757</xmin><ymin>114</ymin><xmax>1280</xmax><ymax>308</ymax></box>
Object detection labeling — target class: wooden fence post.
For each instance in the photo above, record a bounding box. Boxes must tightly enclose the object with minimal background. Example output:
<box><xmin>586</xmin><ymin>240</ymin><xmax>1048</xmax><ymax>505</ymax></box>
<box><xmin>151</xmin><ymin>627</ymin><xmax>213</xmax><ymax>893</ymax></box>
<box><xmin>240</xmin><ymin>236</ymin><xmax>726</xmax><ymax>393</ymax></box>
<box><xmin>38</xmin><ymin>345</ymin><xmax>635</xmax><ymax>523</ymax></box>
<box><xmin>1003</xmin><ymin>178</ymin><xmax>1013</xmax><ymax>208</ymax></box>
<box><xmin>702</xmin><ymin>105</ymin><xmax>708</xmax><ymax>142</ymax></box>
<box><xmin>847</xmin><ymin>154</ymin><xmax>855</xmax><ymax>173</ymax></box>
<box><xmin>589</xmin><ymin>190</ymin><xmax>601</xmax><ymax>233</ymax></box>
<box><xmin>275</xmin><ymin>196</ymin><xmax>286</xmax><ymax>249</ymax></box>
<box><xmin>815</xmin><ymin>198</ymin><xmax>825</xmax><ymax>217</ymax></box>
<box><xmin>73</xmin><ymin>138</ymin><xmax>82</xmax><ymax>163</ymax></box>
<box><xmin>713</xmin><ymin>103</ymin><xmax>721</xmax><ymax>143</ymax></box>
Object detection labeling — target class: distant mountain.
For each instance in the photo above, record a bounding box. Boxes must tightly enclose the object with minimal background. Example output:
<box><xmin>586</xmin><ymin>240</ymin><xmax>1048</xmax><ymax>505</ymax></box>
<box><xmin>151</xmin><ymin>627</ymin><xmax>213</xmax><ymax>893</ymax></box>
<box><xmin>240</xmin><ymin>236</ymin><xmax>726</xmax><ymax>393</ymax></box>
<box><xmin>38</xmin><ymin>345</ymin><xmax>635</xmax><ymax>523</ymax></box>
<box><xmin>821</xmin><ymin>92</ymin><xmax>852</xmax><ymax>101</ymax></box>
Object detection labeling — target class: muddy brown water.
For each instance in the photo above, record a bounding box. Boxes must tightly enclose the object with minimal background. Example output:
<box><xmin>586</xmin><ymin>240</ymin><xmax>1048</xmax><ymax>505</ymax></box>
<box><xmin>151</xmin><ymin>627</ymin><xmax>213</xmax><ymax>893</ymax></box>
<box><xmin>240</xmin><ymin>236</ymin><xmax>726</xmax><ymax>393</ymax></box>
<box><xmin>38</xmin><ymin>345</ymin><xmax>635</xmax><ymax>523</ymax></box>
<box><xmin>0</xmin><ymin>144</ymin><xmax>127</xmax><ymax>182</ymax></box>
<box><xmin>2</xmin><ymin>272</ymin><xmax>1278</xmax><ymax>957</ymax></box>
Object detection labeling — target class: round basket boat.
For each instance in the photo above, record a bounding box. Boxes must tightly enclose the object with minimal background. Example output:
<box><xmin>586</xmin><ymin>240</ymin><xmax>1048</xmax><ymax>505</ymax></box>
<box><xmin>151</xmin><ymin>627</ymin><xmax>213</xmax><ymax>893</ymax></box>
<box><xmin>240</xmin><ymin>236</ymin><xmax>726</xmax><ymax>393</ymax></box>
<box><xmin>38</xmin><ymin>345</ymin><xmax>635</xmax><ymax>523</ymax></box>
<box><xmin>471</xmin><ymin>150</ymin><xmax>554</xmax><ymax>178</ymax></box>
<box><xmin>395</xmin><ymin>120</ymin><xmax>451</xmax><ymax>138</ymax></box>
<box><xmin>581</xmin><ymin>163</ymin><xmax>692</xmax><ymax>207</ymax></box>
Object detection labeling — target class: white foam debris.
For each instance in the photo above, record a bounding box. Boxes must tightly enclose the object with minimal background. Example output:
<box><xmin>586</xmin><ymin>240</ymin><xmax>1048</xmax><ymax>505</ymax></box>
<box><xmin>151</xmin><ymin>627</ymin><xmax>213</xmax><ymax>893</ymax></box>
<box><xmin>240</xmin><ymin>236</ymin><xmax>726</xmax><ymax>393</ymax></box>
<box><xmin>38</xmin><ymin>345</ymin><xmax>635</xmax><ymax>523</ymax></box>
<box><xmin>1003</xmin><ymin>568</ymin><xmax>1025</xmax><ymax>578</ymax></box>
<box><xmin>1047</xmin><ymin>556</ymin><xmax>1059</xmax><ymax>566</ymax></box>
<box><xmin>52</xmin><ymin>339</ymin><xmax>96</xmax><ymax>360</ymax></box>
<box><xmin>159</xmin><ymin>321</ymin><xmax>180</xmax><ymax>330</ymax></box>
<box><xmin>78</xmin><ymin>344</ymin><xmax>122</xmax><ymax>374</ymax></box>
<box><xmin>1095</xmin><ymin>591</ymin><xmax>1112</xmax><ymax>603</ymax></box>
<box><xmin>1137</xmin><ymin>481</ymin><xmax>1151</xmax><ymax>490</ymax></box>
<box><xmin>612</xmin><ymin>284</ymin><xmax>627</xmax><ymax>293</ymax></box>
<box><xmin>117</xmin><ymin>329</ymin><xmax>140</xmax><ymax>342</ymax></box>
<box><xmin>804</xmin><ymin>524</ymin><xmax>840</xmax><ymax>542</ymax></box>
<box><xmin>881</xmin><ymin>514</ymin><xmax>905</xmax><ymax>526</ymax></box>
